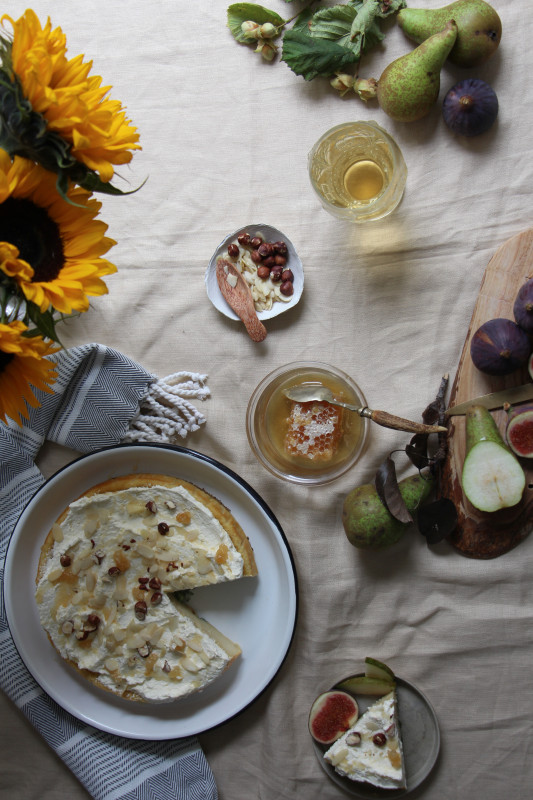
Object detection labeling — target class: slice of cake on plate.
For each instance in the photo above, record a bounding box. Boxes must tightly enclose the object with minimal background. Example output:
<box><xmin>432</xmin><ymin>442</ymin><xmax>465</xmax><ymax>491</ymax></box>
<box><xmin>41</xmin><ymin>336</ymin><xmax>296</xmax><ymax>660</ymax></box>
<box><xmin>324</xmin><ymin>690</ymin><xmax>406</xmax><ymax>790</ymax></box>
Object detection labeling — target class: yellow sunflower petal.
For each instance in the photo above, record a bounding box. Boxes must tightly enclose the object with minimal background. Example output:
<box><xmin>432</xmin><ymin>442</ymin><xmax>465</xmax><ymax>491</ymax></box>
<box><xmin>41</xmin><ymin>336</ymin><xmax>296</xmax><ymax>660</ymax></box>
<box><xmin>0</xmin><ymin>242</ymin><xmax>35</xmax><ymax>281</ymax></box>
<box><xmin>1</xmin><ymin>153</ymin><xmax>117</xmax><ymax>315</ymax></box>
<box><xmin>0</xmin><ymin>321</ymin><xmax>59</xmax><ymax>425</ymax></box>
<box><xmin>2</xmin><ymin>10</ymin><xmax>141</xmax><ymax>182</ymax></box>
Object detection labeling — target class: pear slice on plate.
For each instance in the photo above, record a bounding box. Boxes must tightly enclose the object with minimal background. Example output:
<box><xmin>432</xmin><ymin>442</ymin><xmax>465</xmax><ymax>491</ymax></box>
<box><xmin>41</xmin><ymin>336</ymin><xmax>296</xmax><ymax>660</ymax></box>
<box><xmin>365</xmin><ymin>656</ymin><xmax>396</xmax><ymax>682</ymax></box>
<box><xmin>336</xmin><ymin>675</ymin><xmax>395</xmax><ymax>696</ymax></box>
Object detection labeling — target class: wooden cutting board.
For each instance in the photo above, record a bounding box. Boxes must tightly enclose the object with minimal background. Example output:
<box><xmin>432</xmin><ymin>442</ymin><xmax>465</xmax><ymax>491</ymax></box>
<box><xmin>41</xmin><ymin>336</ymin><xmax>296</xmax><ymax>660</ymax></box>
<box><xmin>441</xmin><ymin>229</ymin><xmax>533</xmax><ymax>559</ymax></box>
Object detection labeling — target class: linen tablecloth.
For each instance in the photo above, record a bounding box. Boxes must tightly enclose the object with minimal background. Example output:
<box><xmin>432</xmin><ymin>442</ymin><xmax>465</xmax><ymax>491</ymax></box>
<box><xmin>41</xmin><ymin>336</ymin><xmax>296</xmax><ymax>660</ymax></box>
<box><xmin>2</xmin><ymin>2</ymin><xmax>532</xmax><ymax>799</ymax></box>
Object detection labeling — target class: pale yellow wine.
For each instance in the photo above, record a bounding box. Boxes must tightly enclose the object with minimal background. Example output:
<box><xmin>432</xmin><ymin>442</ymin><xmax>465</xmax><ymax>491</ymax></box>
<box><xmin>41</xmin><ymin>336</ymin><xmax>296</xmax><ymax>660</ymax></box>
<box><xmin>343</xmin><ymin>159</ymin><xmax>385</xmax><ymax>202</ymax></box>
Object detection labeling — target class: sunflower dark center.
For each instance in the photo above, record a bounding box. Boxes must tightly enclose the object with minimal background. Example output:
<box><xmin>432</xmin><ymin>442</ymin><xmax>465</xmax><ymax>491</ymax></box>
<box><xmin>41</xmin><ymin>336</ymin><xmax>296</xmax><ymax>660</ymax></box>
<box><xmin>0</xmin><ymin>197</ymin><xmax>64</xmax><ymax>282</ymax></box>
<box><xmin>0</xmin><ymin>350</ymin><xmax>14</xmax><ymax>374</ymax></box>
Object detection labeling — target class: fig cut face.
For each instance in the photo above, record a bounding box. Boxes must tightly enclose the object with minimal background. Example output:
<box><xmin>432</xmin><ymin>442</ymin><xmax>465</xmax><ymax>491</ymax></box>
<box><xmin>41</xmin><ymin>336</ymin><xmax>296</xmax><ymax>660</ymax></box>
<box><xmin>308</xmin><ymin>690</ymin><xmax>359</xmax><ymax>745</ymax></box>
<box><xmin>507</xmin><ymin>408</ymin><xmax>533</xmax><ymax>458</ymax></box>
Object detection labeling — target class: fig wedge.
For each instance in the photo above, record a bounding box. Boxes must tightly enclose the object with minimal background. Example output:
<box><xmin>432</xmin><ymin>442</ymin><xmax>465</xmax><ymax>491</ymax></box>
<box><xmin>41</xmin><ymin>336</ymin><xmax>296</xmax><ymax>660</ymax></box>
<box><xmin>505</xmin><ymin>403</ymin><xmax>533</xmax><ymax>458</ymax></box>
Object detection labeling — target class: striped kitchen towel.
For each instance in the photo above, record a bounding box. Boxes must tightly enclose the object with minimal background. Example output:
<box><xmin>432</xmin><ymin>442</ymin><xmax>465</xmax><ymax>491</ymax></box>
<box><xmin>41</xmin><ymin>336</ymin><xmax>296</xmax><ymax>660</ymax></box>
<box><xmin>0</xmin><ymin>343</ymin><xmax>217</xmax><ymax>800</ymax></box>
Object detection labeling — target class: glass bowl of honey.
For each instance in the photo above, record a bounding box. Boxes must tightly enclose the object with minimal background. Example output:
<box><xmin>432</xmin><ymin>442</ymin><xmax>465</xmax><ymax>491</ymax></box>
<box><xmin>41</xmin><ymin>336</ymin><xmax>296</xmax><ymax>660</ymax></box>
<box><xmin>246</xmin><ymin>362</ymin><xmax>369</xmax><ymax>485</ymax></box>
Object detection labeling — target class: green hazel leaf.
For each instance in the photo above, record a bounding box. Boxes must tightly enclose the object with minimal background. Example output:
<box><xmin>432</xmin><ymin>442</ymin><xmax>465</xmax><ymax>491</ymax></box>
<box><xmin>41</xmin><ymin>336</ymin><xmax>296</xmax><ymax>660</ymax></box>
<box><xmin>281</xmin><ymin>29</ymin><xmax>357</xmax><ymax>80</ymax></box>
<box><xmin>227</xmin><ymin>3</ymin><xmax>285</xmax><ymax>43</ymax></box>
<box><xmin>373</xmin><ymin>0</ymin><xmax>407</xmax><ymax>19</ymax></box>
<box><xmin>309</xmin><ymin>3</ymin><xmax>362</xmax><ymax>48</ymax></box>
<box><xmin>309</xmin><ymin>0</ymin><xmax>404</xmax><ymax>58</ymax></box>
<box><xmin>309</xmin><ymin>2</ymin><xmax>374</xmax><ymax>60</ymax></box>
<box><xmin>291</xmin><ymin>6</ymin><xmax>315</xmax><ymax>34</ymax></box>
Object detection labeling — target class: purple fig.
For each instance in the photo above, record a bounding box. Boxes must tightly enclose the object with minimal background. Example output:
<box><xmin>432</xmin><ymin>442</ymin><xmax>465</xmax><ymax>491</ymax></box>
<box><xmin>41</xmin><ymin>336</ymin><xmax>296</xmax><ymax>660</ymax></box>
<box><xmin>505</xmin><ymin>403</ymin><xmax>533</xmax><ymax>458</ymax></box>
<box><xmin>442</xmin><ymin>79</ymin><xmax>498</xmax><ymax>137</ymax></box>
<box><xmin>514</xmin><ymin>278</ymin><xmax>533</xmax><ymax>333</ymax></box>
<box><xmin>470</xmin><ymin>318</ymin><xmax>530</xmax><ymax>376</ymax></box>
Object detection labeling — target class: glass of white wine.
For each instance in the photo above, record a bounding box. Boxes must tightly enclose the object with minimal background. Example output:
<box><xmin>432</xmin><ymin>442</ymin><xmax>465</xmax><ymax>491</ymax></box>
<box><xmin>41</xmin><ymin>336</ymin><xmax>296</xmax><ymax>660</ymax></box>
<box><xmin>308</xmin><ymin>121</ymin><xmax>407</xmax><ymax>222</ymax></box>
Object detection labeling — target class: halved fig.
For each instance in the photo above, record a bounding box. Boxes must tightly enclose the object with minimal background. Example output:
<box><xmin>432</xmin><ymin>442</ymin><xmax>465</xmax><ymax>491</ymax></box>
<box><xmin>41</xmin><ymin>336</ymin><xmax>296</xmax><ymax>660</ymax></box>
<box><xmin>308</xmin><ymin>690</ymin><xmax>359</xmax><ymax>745</ymax></box>
<box><xmin>505</xmin><ymin>403</ymin><xmax>533</xmax><ymax>458</ymax></box>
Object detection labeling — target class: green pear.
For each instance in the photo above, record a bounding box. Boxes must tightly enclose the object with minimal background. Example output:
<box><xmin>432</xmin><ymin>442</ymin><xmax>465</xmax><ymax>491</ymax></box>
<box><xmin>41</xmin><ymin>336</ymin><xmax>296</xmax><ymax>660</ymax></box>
<box><xmin>398</xmin><ymin>0</ymin><xmax>502</xmax><ymax>68</ymax></box>
<box><xmin>342</xmin><ymin>472</ymin><xmax>434</xmax><ymax>549</ymax></box>
<box><xmin>377</xmin><ymin>21</ymin><xmax>458</xmax><ymax>122</ymax></box>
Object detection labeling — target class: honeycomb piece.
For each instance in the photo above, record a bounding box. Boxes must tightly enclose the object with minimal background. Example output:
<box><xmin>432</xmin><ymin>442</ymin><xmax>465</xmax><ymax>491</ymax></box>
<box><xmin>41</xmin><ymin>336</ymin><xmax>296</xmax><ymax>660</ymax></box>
<box><xmin>284</xmin><ymin>401</ymin><xmax>343</xmax><ymax>462</ymax></box>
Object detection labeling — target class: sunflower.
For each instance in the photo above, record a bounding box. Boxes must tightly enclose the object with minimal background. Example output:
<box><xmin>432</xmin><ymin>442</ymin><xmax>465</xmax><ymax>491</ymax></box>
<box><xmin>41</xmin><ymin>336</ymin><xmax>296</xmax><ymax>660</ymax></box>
<box><xmin>0</xmin><ymin>9</ymin><xmax>141</xmax><ymax>192</ymax></box>
<box><xmin>0</xmin><ymin>319</ymin><xmax>59</xmax><ymax>425</ymax></box>
<box><xmin>0</xmin><ymin>149</ymin><xmax>116</xmax><ymax>315</ymax></box>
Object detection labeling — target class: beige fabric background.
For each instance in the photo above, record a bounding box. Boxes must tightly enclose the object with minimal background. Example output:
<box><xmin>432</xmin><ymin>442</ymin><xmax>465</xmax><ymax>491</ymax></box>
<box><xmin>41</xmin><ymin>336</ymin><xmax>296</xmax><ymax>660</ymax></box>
<box><xmin>1</xmin><ymin>1</ymin><xmax>531</xmax><ymax>798</ymax></box>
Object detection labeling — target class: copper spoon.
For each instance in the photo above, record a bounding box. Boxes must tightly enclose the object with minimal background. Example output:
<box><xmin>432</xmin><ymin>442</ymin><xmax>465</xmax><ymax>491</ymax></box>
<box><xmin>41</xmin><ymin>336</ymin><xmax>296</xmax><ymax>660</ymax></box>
<box><xmin>216</xmin><ymin>258</ymin><xmax>267</xmax><ymax>342</ymax></box>
<box><xmin>283</xmin><ymin>385</ymin><xmax>447</xmax><ymax>435</ymax></box>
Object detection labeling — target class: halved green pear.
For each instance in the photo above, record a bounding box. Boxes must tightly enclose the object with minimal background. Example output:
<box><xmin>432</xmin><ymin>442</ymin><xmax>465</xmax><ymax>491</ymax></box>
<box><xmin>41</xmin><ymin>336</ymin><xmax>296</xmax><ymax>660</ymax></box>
<box><xmin>461</xmin><ymin>405</ymin><xmax>526</xmax><ymax>513</ymax></box>
<box><xmin>336</xmin><ymin>675</ymin><xmax>395</xmax><ymax>696</ymax></box>
<box><xmin>364</xmin><ymin>657</ymin><xmax>395</xmax><ymax>682</ymax></box>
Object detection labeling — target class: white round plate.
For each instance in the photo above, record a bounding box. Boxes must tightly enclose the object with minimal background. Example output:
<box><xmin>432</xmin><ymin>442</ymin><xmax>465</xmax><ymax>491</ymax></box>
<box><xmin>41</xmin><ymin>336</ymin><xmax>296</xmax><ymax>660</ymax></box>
<box><xmin>311</xmin><ymin>676</ymin><xmax>440</xmax><ymax>797</ymax></box>
<box><xmin>4</xmin><ymin>444</ymin><xmax>298</xmax><ymax>740</ymax></box>
<box><xmin>205</xmin><ymin>223</ymin><xmax>304</xmax><ymax>321</ymax></box>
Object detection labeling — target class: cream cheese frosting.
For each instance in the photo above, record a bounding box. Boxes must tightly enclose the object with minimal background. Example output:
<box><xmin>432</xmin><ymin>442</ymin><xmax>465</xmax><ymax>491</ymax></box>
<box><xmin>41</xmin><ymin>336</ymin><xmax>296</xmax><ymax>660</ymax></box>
<box><xmin>324</xmin><ymin>690</ymin><xmax>406</xmax><ymax>789</ymax></box>
<box><xmin>35</xmin><ymin>483</ymin><xmax>246</xmax><ymax>702</ymax></box>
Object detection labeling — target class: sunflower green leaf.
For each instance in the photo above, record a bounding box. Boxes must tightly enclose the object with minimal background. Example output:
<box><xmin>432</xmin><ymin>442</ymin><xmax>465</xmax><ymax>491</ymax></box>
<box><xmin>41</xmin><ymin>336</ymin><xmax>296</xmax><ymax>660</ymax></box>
<box><xmin>24</xmin><ymin>303</ymin><xmax>64</xmax><ymax>344</ymax></box>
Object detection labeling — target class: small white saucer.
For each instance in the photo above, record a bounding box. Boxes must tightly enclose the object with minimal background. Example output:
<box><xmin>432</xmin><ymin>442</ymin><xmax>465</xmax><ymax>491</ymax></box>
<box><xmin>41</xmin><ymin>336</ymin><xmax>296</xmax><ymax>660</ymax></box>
<box><xmin>311</xmin><ymin>675</ymin><xmax>440</xmax><ymax>797</ymax></box>
<box><xmin>205</xmin><ymin>223</ymin><xmax>304</xmax><ymax>321</ymax></box>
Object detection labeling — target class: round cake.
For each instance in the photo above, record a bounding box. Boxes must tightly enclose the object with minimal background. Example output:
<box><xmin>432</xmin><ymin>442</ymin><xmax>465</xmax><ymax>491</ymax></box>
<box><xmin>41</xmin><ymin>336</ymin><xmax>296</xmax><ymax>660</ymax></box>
<box><xmin>35</xmin><ymin>473</ymin><xmax>258</xmax><ymax>702</ymax></box>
